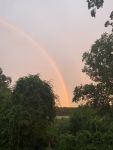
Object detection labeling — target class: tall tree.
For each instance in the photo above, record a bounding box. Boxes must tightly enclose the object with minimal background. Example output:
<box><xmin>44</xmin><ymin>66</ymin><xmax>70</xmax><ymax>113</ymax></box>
<box><xmin>12</xmin><ymin>74</ymin><xmax>56</xmax><ymax>121</ymax></box>
<box><xmin>0</xmin><ymin>68</ymin><xmax>12</xmax><ymax>150</ymax></box>
<box><xmin>73</xmin><ymin>33</ymin><xmax>113</xmax><ymax>109</ymax></box>
<box><xmin>82</xmin><ymin>33</ymin><xmax>113</xmax><ymax>85</ymax></box>
<box><xmin>9</xmin><ymin>74</ymin><xmax>56</xmax><ymax>150</ymax></box>
<box><xmin>0</xmin><ymin>67</ymin><xmax>11</xmax><ymax>109</ymax></box>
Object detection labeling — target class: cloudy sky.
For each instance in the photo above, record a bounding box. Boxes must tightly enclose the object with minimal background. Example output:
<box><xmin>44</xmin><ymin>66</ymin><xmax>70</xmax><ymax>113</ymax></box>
<box><xmin>0</xmin><ymin>0</ymin><xmax>113</xmax><ymax>106</ymax></box>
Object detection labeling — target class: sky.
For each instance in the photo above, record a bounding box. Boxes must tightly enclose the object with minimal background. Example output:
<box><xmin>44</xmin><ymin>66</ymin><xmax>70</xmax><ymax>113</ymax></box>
<box><xmin>0</xmin><ymin>0</ymin><xmax>113</xmax><ymax>107</ymax></box>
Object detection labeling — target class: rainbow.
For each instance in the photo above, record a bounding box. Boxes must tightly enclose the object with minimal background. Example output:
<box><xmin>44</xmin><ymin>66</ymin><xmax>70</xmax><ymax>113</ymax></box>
<box><xmin>0</xmin><ymin>19</ymin><xmax>71</xmax><ymax>107</ymax></box>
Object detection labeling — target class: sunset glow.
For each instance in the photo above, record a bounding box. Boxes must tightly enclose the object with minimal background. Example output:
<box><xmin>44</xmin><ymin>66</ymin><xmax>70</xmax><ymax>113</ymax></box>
<box><xmin>0</xmin><ymin>0</ymin><xmax>113</xmax><ymax>107</ymax></box>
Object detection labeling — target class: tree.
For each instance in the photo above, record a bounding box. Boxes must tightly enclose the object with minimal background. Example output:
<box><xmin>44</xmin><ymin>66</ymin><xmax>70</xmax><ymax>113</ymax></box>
<box><xmin>13</xmin><ymin>74</ymin><xmax>56</xmax><ymax>122</ymax></box>
<box><xmin>0</xmin><ymin>68</ymin><xmax>11</xmax><ymax>89</ymax></box>
<box><xmin>9</xmin><ymin>74</ymin><xmax>56</xmax><ymax>150</ymax></box>
<box><xmin>73</xmin><ymin>33</ymin><xmax>113</xmax><ymax>109</ymax></box>
<box><xmin>87</xmin><ymin>0</ymin><xmax>113</xmax><ymax>31</ymax></box>
<box><xmin>70</xmin><ymin>106</ymin><xmax>96</xmax><ymax>134</ymax></box>
<box><xmin>69</xmin><ymin>106</ymin><xmax>113</xmax><ymax>150</ymax></box>
<box><xmin>82</xmin><ymin>33</ymin><xmax>113</xmax><ymax>85</ymax></box>
<box><xmin>0</xmin><ymin>68</ymin><xmax>12</xmax><ymax>150</ymax></box>
<box><xmin>73</xmin><ymin>84</ymin><xmax>111</xmax><ymax>109</ymax></box>
<box><xmin>0</xmin><ymin>67</ymin><xmax>11</xmax><ymax>107</ymax></box>
<box><xmin>56</xmin><ymin>134</ymin><xmax>76</xmax><ymax>150</ymax></box>
<box><xmin>0</xmin><ymin>67</ymin><xmax>11</xmax><ymax>114</ymax></box>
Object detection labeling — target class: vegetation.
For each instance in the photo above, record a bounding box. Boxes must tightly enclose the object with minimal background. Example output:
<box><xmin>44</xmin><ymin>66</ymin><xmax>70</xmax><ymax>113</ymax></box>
<box><xmin>48</xmin><ymin>106</ymin><xmax>113</xmax><ymax>150</ymax></box>
<box><xmin>87</xmin><ymin>0</ymin><xmax>113</xmax><ymax>31</ymax></box>
<box><xmin>73</xmin><ymin>33</ymin><xmax>113</xmax><ymax>110</ymax></box>
<box><xmin>1</xmin><ymin>33</ymin><xmax>113</xmax><ymax>149</ymax></box>
<box><xmin>87</xmin><ymin>0</ymin><xmax>104</xmax><ymax>17</ymax></box>
<box><xmin>0</xmin><ymin>70</ymin><xmax>56</xmax><ymax>150</ymax></box>
<box><xmin>0</xmin><ymin>2</ymin><xmax>113</xmax><ymax>149</ymax></box>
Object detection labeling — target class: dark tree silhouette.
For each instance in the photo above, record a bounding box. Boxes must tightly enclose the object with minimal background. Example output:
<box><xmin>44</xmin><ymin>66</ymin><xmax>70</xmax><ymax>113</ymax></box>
<box><xmin>87</xmin><ymin>0</ymin><xmax>113</xmax><ymax>31</ymax></box>
<box><xmin>9</xmin><ymin>74</ymin><xmax>56</xmax><ymax>149</ymax></box>
<box><xmin>73</xmin><ymin>33</ymin><xmax>113</xmax><ymax>109</ymax></box>
<box><xmin>0</xmin><ymin>68</ymin><xmax>11</xmax><ymax>89</ymax></box>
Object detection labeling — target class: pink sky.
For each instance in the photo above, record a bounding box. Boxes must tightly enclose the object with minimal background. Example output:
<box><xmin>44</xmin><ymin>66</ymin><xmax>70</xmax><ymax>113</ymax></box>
<box><xmin>0</xmin><ymin>0</ymin><xmax>112</xmax><ymax>106</ymax></box>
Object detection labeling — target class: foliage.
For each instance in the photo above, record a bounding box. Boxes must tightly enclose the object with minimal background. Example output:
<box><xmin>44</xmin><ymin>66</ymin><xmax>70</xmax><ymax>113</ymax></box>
<box><xmin>73</xmin><ymin>83</ymin><xmax>112</xmax><ymax>109</ymax></box>
<box><xmin>0</xmin><ymin>68</ymin><xmax>12</xmax><ymax>150</ymax></box>
<box><xmin>73</xmin><ymin>33</ymin><xmax>113</xmax><ymax>109</ymax></box>
<box><xmin>87</xmin><ymin>0</ymin><xmax>113</xmax><ymax>31</ymax></box>
<box><xmin>0</xmin><ymin>71</ymin><xmax>56</xmax><ymax>150</ymax></box>
<box><xmin>47</xmin><ymin>118</ymin><xmax>70</xmax><ymax>149</ymax></box>
<box><xmin>12</xmin><ymin>74</ymin><xmax>56</xmax><ymax>122</ymax></box>
<box><xmin>9</xmin><ymin>74</ymin><xmax>56</xmax><ymax>150</ymax></box>
<box><xmin>68</xmin><ymin>106</ymin><xmax>113</xmax><ymax>150</ymax></box>
<box><xmin>0</xmin><ymin>68</ymin><xmax>11</xmax><ymax>111</ymax></box>
<box><xmin>87</xmin><ymin>0</ymin><xmax>104</xmax><ymax>17</ymax></box>
<box><xmin>82</xmin><ymin>33</ymin><xmax>113</xmax><ymax>84</ymax></box>
<box><xmin>56</xmin><ymin>134</ymin><xmax>76</xmax><ymax>150</ymax></box>
<box><xmin>70</xmin><ymin>106</ymin><xmax>96</xmax><ymax>134</ymax></box>
<box><xmin>0</xmin><ymin>68</ymin><xmax>11</xmax><ymax>89</ymax></box>
<box><xmin>51</xmin><ymin>106</ymin><xmax>113</xmax><ymax>150</ymax></box>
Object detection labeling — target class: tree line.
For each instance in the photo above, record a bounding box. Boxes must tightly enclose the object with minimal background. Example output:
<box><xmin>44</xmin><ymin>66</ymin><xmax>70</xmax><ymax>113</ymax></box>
<box><xmin>1</xmin><ymin>32</ymin><xmax>113</xmax><ymax>150</ymax></box>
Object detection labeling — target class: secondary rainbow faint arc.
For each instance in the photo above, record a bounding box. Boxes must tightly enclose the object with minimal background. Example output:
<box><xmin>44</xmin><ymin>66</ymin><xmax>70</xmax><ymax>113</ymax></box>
<box><xmin>0</xmin><ymin>19</ymin><xmax>70</xmax><ymax>107</ymax></box>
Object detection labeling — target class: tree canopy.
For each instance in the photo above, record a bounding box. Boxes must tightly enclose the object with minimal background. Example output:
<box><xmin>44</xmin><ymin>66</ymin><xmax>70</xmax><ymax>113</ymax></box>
<box><xmin>9</xmin><ymin>74</ymin><xmax>56</xmax><ymax>149</ymax></box>
<box><xmin>0</xmin><ymin>72</ymin><xmax>57</xmax><ymax>150</ymax></box>
<box><xmin>82</xmin><ymin>33</ymin><xmax>113</xmax><ymax>85</ymax></box>
<box><xmin>0</xmin><ymin>68</ymin><xmax>11</xmax><ymax>110</ymax></box>
<box><xmin>0</xmin><ymin>68</ymin><xmax>11</xmax><ymax>89</ymax></box>
<box><xmin>73</xmin><ymin>33</ymin><xmax>113</xmax><ymax>109</ymax></box>
<box><xmin>13</xmin><ymin>74</ymin><xmax>56</xmax><ymax>122</ymax></box>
